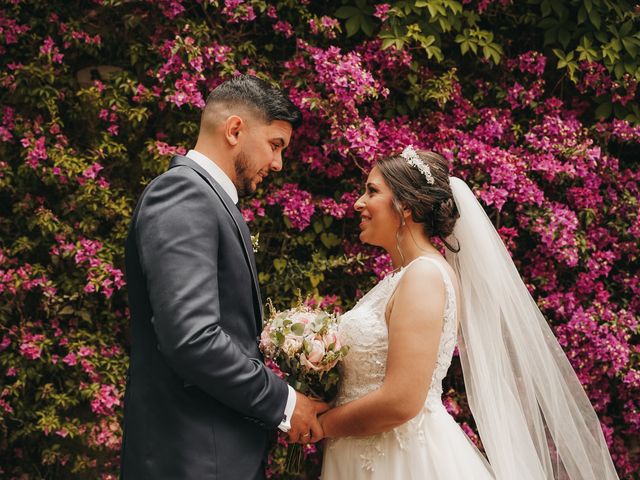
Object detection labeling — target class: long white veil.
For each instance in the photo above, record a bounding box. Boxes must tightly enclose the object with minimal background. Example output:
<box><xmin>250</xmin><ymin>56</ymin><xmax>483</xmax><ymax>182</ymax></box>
<box><xmin>444</xmin><ymin>177</ymin><xmax>619</xmax><ymax>479</ymax></box>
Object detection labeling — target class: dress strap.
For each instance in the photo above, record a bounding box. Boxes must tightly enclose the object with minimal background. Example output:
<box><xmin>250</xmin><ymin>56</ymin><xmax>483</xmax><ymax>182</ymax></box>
<box><xmin>387</xmin><ymin>256</ymin><xmax>457</xmax><ymax>314</ymax></box>
<box><xmin>422</xmin><ymin>257</ymin><xmax>455</xmax><ymax>291</ymax></box>
<box><xmin>397</xmin><ymin>256</ymin><xmax>454</xmax><ymax>290</ymax></box>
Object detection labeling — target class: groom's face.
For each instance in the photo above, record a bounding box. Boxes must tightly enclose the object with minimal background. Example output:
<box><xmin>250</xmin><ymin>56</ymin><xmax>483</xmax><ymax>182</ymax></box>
<box><xmin>234</xmin><ymin>118</ymin><xmax>292</xmax><ymax>197</ymax></box>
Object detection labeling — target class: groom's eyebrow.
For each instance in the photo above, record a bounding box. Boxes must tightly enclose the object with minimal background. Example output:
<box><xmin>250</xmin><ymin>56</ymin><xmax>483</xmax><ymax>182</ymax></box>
<box><xmin>272</xmin><ymin>137</ymin><xmax>286</xmax><ymax>148</ymax></box>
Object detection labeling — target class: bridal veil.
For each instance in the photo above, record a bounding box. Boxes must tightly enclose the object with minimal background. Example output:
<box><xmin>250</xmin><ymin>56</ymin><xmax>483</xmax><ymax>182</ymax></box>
<box><xmin>445</xmin><ymin>177</ymin><xmax>619</xmax><ymax>479</ymax></box>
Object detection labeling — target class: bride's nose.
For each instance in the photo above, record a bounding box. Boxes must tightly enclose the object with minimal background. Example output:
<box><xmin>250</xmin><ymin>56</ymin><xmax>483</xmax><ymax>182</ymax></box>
<box><xmin>354</xmin><ymin>195</ymin><xmax>365</xmax><ymax>212</ymax></box>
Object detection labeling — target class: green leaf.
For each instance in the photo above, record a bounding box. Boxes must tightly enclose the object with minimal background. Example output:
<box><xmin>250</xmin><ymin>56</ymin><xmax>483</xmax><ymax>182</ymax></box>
<box><xmin>274</xmin><ymin>258</ymin><xmax>287</xmax><ymax>273</ymax></box>
<box><xmin>558</xmin><ymin>28</ymin><xmax>571</xmax><ymax>49</ymax></box>
<box><xmin>334</xmin><ymin>6</ymin><xmax>360</xmax><ymax>19</ymax></box>
<box><xmin>291</xmin><ymin>323</ymin><xmax>305</xmax><ymax>336</ymax></box>
<box><xmin>625</xmin><ymin>62</ymin><xmax>637</xmax><ymax>75</ymax></box>
<box><xmin>449</xmin><ymin>0</ymin><xmax>463</xmax><ymax>14</ymax></box>
<box><xmin>537</xmin><ymin>17</ymin><xmax>558</xmax><ymax>29</ymax></box>
<box><xmin>59</xmin><ymin>305</ymin><xmax>75</xmax><ymax>315</ymax></box>
<box><xmin>595</xmin><ymin>101</ymin><xmax>612</xmax><ymax>120</ymax></box>
<box><xmin>588</xmin><ymin>9</ymin><xmax>601</xmax><ymax>29</ymax></box>
<box><xmin>381</xmin><ymin>38</ymin><xmax>396</xmax><ymax>49</ymax></box>
<box><xmin>594</xmin><ymin>30</ymin><xmax>607</xmax><ymax>43</ymax></box>
<box><xmin>613</xmin><ymin>103</ymin><xmax>626</xmax><ymax>119</ymax></box>
<box><xmin>320</xmin><ymin>233</ymin><xmax>340</xmax><ymax>249</ymax></box>
<box><xmin>258</xmin><ymin>272</ymin><xmax>271</xmax><ymax>283</ymax></box>
<box><xmin>544</xmin><ymin>28</ymin><xmax>557</xmax><ymax>45</ymax></box>
<box><xmin>577</xmin><ymin>6</ymin><xmax>587</xmax><ymax>25</ymax></box>
<box><xmin>556</xmin><ymin>51</ymin><xmax>575</xmax><ymax>69</ymax></box>
<box><xmin>346</xmin><ymin>15</ymin><xmax>361</xmax><ymax>37</ymax></box>
<box><xmin>622</xmin><ymin>37</ymin><xmax>638</xmax><ymax>57</ymax></box>
<box><xmin>584</xmin><ymin>0</ymin><xmax>592</xmax><ymax>13</ymax></box>
<box><xmin>620</xmin><ymin>21</ymin><xmax>633</xmax><ymax>36</ymax></box>
<box><xmin>614</xmin><ymin>62</ymin><xmax>625</xmax><ymax>78</ymax></box>
<box><xmin>421</xmin><ymin>34</ymin><xmax>436</xmax><ymax>47</ymax></box>
<box><xmin>308</xmin><ymin>272</ymin><xmax>324</xmax><ymax>287</ymax></box>
<box><xmin>550</xmin><ymin>2</ymin><xmax>568</xmax><ymax>19</ymax></box>
<box><xmin>361</xmin><ymin>17</ymin><xmax>375</xmax><ymax>37</ymax></box>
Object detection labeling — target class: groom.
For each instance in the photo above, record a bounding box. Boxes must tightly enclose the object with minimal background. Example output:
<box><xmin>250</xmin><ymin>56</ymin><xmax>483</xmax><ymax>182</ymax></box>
<box><xmin>121</xmin><ymin>75</ymin><xmax>327</xmax><ymax>479</ymax></box>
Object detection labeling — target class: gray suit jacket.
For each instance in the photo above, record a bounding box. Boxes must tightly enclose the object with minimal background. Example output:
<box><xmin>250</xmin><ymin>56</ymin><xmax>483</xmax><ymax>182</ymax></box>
<box><xmin>120</xmin><ymin>155</ymin><xmax>288</xmax><ymax>479</ymax></box>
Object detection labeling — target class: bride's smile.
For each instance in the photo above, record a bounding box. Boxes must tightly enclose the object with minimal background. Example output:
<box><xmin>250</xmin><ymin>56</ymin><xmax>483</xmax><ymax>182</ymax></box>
<box><xmin>354</xmin><ymin>166</ymin><xmax>401</xmax><ymax>249</ymax></box>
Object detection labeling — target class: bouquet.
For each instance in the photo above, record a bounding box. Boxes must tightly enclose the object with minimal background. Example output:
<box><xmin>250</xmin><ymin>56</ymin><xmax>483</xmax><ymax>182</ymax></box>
<box><xmin>260</xmin><ymin>301</ymin><xmax>349</xmax><ymax>475</ymax></box>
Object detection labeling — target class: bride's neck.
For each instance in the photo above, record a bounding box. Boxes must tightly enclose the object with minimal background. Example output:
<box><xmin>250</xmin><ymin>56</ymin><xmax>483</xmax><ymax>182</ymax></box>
<box><xmin>389</xmin><ymin>223</ymin><xmax>440</xmax><ymax>269</ymax></box>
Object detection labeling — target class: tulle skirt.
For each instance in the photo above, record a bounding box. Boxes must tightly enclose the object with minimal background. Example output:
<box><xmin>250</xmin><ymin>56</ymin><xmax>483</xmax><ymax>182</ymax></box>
<box><xmin>321</xmin><ymin>404</ymin><xmax>494</xmax><ymax>480</ymax></box>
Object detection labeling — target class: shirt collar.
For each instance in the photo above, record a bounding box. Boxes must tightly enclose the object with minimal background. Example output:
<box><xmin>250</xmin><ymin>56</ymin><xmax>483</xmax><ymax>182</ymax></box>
<box><xmin>186</xmin><ymin>149</ymin><xmax>238</xmax><ymax>204</ymax></box>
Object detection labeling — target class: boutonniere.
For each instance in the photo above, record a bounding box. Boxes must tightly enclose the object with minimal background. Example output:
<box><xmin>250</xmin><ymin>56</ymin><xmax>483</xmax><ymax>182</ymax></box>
<box><xmin>250</xmin><ymin>233</ymin><xmax>260</xmax><ymax>253</ymax></box>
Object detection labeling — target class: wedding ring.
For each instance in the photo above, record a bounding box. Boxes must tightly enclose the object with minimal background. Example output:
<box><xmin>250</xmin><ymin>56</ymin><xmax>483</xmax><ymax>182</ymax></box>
<box><xmin>302</xmin><ymin>433</ymin><xmax>310</xmax><ymax>437</ymax></box>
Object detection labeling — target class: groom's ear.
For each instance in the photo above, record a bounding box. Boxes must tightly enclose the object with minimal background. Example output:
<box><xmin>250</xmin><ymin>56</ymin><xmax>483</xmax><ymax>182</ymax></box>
<box><xmin>224</xmin><ymin>115</ymin><xmax>244</xmax><ymax>146</ymax></box>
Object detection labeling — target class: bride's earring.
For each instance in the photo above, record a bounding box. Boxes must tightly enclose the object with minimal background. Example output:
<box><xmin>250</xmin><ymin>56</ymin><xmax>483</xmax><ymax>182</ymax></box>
<box><xmin>394</xmin><ymin>221</ymin><xmax>406</xmax><ymax>270</ymax></box>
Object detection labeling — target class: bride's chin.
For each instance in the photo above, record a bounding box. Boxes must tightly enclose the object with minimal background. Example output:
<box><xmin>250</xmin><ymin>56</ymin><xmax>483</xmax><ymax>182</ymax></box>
<box><xmin>358</xmin><ymin>233</ymin><xmax>374</xmax><ymax>246</ymax></box>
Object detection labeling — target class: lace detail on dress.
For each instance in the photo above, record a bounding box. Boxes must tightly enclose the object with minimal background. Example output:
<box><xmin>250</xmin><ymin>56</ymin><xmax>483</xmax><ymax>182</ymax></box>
<box><xmin>424</xmin><ymin>259</ymin><xmax>458</xmax><ymax>411</ymax></box>
<box><xmin>327</xmin><ymin>256</ymin><xmax>458</xmax><ymax>471</ymax></box>
<box><xmin>333</xmin><ymin>272</ymin><xmax>397</xmax><ymax>406</ymax></box>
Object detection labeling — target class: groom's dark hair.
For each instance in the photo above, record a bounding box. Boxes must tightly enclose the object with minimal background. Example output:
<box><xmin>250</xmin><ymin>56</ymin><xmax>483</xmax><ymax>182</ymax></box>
<box><xmin>204</xmin><ymin>74</ymin><xmax>302</xmax><ymax>128</ymax></box>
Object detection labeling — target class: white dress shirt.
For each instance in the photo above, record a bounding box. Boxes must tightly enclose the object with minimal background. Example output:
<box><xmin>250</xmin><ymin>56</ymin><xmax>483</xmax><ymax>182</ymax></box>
<box><xmin>185</xmin><ymin>149</ymin><xmax>297</xmax><ymax>432</ymax></box>
<box><xmin>186</xmin><ymin>149</ymin><xmax>238</xmax><ymax>203</ymax></box>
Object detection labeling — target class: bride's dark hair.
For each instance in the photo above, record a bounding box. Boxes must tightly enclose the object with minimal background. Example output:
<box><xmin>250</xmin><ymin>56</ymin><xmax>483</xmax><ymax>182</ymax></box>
<box><xmin>376</xmin><ymin>149</ymin><xmax>460</xmax><ymax>252</ymax></box>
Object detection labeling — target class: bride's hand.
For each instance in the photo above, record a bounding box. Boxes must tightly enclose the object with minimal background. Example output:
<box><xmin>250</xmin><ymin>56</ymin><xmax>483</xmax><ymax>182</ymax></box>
<box><xmin>317</xmin><ymin>410</ymin><xmax>331</xmax><ymax>440</ymax></box>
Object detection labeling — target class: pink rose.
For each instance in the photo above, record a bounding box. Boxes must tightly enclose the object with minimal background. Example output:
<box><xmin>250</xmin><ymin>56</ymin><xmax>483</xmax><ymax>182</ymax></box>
<box><xmin>307</xmin><ymin>339</ymin><xmax>325</xmax><ymax>364</ymax></box>
<box><xmin>323</xmin><ymin>331</ymin><xmax>340</xmax><ymax>351</ymax></box>
<box><xmin>299</xmin><ymin>339</ymin><xmax>326</xmax><ymax>371</ymax></box>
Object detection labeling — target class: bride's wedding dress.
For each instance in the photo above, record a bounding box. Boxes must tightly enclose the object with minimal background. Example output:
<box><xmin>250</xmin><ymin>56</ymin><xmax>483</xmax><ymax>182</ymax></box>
<box><xmin>321</xmin><ymin>256</ymin><xmax>494</xmax><ymax>479</ymax></box>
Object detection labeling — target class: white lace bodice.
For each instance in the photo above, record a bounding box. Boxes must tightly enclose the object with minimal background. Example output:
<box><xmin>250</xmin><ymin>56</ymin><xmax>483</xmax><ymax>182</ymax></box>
<box><xmin>323</xmin><ymin>256</ymin><xmax>498</xmax><ymax>478</ymax></box>
<box><xmin>336</xmin><ymin>256</ymin><xmax>457</xmax><ymax>410</ymax></box>
<box><xmin>328</xmin><ymin>256</ymin><xmax>458</xmax><ymax>470</ymax></box>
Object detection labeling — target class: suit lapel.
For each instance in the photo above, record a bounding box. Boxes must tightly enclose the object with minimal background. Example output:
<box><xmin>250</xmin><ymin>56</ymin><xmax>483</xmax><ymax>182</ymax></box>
<box><xmin>169</xmin><ymin>155</ymin><xmax>263</xmax><ymax>328</ymax></box>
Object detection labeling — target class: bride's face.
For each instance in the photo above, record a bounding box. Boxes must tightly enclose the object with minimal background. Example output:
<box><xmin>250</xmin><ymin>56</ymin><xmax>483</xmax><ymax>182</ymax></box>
<box><xmin>354</xmin><ymin>166</ymin><xmax>401</xmax><ymax>249</ymax></box>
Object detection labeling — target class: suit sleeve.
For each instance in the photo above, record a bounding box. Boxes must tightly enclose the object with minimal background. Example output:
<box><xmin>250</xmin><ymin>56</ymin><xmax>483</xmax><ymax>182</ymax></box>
<box><xmin>135</xmin><ymin>168</ymin><xmax>287</xmax><ymax>427</ymax></box>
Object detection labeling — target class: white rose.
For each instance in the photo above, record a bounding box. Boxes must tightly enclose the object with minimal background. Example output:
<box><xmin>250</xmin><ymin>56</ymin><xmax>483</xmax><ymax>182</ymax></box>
<box><xmin>282</xmin><ymin>335</ymin><xmax>303</xmax><ymax>355</ymax></box>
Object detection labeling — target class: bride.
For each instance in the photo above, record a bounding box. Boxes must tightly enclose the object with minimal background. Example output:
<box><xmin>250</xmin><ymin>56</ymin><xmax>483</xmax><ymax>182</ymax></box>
<box><xmin>318</xmin><ymin>146</ymin><xmax>619</xmax><ymax>479</ymax></box>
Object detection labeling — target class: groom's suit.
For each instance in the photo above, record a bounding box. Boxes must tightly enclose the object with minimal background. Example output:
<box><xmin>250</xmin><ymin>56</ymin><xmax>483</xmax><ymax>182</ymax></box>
<box><xmin>121</xmin><ymin>154</ymin><xmax>289</xmax><ymax>479</ymax></box>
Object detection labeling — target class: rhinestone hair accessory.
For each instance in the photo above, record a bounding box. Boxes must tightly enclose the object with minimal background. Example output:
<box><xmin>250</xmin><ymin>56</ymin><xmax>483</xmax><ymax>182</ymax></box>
<box><xmin>400</xmin><ymin>145</ymin><xmax>435</xmax><ymax>184</ymax></box>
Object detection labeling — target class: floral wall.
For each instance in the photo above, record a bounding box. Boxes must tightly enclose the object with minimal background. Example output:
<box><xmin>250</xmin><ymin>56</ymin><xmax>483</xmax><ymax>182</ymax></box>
<box><xmin>0</xmin><ymin>0</ymin><xmax>638</xmax><ymax>478</ymax></box>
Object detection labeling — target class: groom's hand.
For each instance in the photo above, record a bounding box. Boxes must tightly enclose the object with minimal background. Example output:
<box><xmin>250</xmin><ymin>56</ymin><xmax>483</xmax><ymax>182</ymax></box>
<box><xmin>288</xmin><ymin>392</ymin><xmax>330</xmax><ymax>444</ymax></box>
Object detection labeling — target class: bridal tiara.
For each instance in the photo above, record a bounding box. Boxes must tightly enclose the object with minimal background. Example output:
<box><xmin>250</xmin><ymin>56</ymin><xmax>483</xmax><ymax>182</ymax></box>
<box><xmin>400</xmin><ymin>145</ymin><xmax>435</xmax><ymax>185</ymax></box>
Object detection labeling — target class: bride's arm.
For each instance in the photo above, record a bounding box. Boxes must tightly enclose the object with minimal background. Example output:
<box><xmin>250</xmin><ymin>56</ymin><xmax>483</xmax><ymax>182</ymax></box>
<box><xmin>319</xmin><ymin>261</ymin><xmax>446</xmax><ymax>438</ymax></box>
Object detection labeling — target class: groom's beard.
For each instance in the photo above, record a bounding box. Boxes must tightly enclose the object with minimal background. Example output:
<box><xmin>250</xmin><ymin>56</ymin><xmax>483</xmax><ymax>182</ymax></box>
<box><xmin>233</xmin><ymin>150</ymin><xmax>254</xmax><ymax>198</ymax></box>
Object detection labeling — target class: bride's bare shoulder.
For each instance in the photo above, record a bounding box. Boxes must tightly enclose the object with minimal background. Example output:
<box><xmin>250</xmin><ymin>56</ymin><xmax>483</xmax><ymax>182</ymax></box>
<box><xmin>386</xmin><ymin>259</ymin><xmax>447</xmax><ymax>320</ymax></box>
